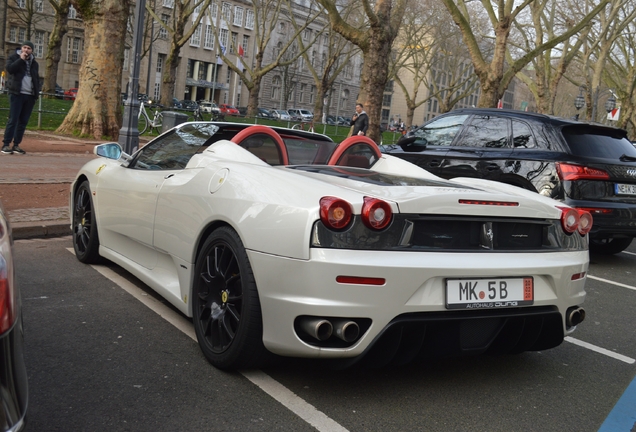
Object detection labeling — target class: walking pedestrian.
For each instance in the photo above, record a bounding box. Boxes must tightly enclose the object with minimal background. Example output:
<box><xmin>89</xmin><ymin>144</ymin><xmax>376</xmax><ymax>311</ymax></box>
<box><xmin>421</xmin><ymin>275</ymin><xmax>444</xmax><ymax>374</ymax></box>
<box><xmin>2</xmin><ymin>41</ymin><xmax>40</xmax><ymax>155</ymax></box>
<box><xmin>350</xmin><ymin>103</ymin><xmax>369</xmax><ymax>136</ymax></box>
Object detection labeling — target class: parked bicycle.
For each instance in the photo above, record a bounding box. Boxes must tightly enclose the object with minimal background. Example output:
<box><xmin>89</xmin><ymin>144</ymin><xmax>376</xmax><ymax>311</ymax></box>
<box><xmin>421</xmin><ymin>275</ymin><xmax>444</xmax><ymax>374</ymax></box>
<box><xmin>138</xmin><ymin>101</ymin><xmax>163</xmax><ymax>135</ymax></box>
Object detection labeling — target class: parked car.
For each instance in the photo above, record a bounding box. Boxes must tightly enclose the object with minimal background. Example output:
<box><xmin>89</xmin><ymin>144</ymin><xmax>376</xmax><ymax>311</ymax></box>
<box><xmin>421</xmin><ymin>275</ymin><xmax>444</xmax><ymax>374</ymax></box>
<box><xmin>383</xmin><ymin>108</ymin><xmax>636</xmax><ymax>254</ymax></box>
<box><xmin>288</xmin><ymin>108</ymin><xmax>314</xmax><ymax>122</ymax></box>
<box><xmin>171</xmin><ymin>98</ymin><xmax>183</xmax><ymax>109</ymax></box>
<box><xmin>257</xmin><ymin>108</ymin><xmax>274</xmax><ymax>118</ymax></box>
<box><xmin>271</xmin><ymin>109</ymin><xmax>292</xmax><ymax>121</ymax></box>
<box><xmin>180</xmin><ymin>100</ymin><xmax>199</xmax><ymax>111</ymax></box>
<box><xmin>199</xmin><ymin>101</ymin><xmax>221</xmax><ymax>115</ymax></box>
<box><xmin>55</xmin><ymin>84</ymin><xmax>64</xmax><ymax>99</ymax></box>
<box><xmin>326</xmin><ymin>115</ymin><xmax>339</xmax><ymax>125</ymax></box>
<box><xmin>237</xmin><ymin>107</ymin><xmax>248</xmax><ymax>117</ymax></box>
<box><xmin>63</xmin><ymin>87</ymin><xmax>78</xmax><ymax>100</ymax></box>
<box><xmin>70</xmin><ymin>123</ymin><xmax>591</xmax><ymax>370</ymax></box>
<box><xmin>218</xmin><ymin>104</ymin><xmax>240</xmax><ymax>116</ymax></box>
<box><xmin>0</xmin><ymin>201</ymin><xmax>28</xmax><ymax>432</ymax></box>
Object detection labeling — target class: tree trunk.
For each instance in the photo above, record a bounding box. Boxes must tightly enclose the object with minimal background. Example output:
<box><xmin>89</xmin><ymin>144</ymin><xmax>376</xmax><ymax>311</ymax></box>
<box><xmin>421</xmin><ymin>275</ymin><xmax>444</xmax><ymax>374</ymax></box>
<box><xmin>42</xmin><ymin>0</ymin><xmax>70</xmax><ymax>97</ymax></box>
<box><xmin>57</xmin><ymin>0</ymin><xmax>130</xmax><ymax>139</ymax></box>
<box><xmin>161</xmin><ymin>49</ymin><xmax>179</xmax><ymax>106</ymax></box>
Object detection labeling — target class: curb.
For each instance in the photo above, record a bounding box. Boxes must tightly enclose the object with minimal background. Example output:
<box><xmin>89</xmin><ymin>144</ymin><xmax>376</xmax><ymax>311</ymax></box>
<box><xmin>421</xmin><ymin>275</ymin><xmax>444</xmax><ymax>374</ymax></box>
<box><xmin>11</xmin><ymin>220</ymin><xmax>71</xmax><ymax>240</ymax></box>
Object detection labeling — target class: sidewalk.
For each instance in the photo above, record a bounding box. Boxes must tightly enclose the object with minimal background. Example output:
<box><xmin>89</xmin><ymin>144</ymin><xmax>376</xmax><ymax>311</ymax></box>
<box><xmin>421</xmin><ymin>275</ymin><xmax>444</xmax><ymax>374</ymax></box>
<box><xmin>0</xmin><ymin>130</ymin><xmax>148</xmax><ymax>240</ymax></box>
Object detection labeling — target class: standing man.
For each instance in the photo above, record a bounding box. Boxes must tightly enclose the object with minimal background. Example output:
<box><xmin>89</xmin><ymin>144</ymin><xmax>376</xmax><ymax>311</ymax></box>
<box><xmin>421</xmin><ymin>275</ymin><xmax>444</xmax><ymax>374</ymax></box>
<box><xmin>351</xmin><ymin>103</ymin><xmax>369</xmax><ymax>136</ymax></box>
<box><xmin>2</xmin><ymin>41</ymin><xmax>40</xmax><ymax>155</ymax></box>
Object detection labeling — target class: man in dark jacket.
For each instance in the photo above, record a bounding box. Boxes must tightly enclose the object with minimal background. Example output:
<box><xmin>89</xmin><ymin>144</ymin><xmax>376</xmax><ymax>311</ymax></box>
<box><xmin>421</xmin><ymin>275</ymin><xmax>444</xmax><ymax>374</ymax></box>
<box><xmin>2</xmin><ymin>41</ymin><xmax>40</xmax><ymax>155</ymax></box>
<box><xmin>351</xmin><ymin>103</ymin><xmax>369</xmax><ymax>136</ymax></box>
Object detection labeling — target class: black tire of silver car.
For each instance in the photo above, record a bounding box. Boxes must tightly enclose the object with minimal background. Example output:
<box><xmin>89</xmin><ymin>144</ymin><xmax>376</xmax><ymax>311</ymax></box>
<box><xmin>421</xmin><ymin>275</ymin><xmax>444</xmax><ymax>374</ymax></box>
<box><xmin>589</xmin><ymin>237</ymin><xmax>633</xmax><ymax>255</ymax></box>
<box><xmin>193</xmin><ymin>226</ymin><xmax>269</xmax><ymax>369</ymax></box>
<box><xmin>73</xmin><ymin>180</ymin><xmax>101</xmax><ymax>263</ymax></box>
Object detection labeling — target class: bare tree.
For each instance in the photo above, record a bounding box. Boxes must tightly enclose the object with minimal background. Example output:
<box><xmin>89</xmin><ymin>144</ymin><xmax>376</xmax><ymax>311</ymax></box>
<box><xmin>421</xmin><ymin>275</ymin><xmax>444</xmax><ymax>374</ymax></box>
<box><xmin>315</xmin><ymin>0</ymin><xmax>409</xmax><ymax>143</ymax></box>
<box><xmin>56</xmin><ymin>0</ymin><xmax>131</xmax><ymax>139</ymax></box>
<box><xmin>145</xmin><ymin>0</ymin><xmax>213</xmax><ymax>106</ymax></box>
<box><xmin>440</xmin><ymin>0</ymin><xmax>609</xmax><ymax>108</ymax></box>
<box><xmin>42</xmin><ymin>0</ymin><xmax>70</xmax><ymax>97</ymax></box>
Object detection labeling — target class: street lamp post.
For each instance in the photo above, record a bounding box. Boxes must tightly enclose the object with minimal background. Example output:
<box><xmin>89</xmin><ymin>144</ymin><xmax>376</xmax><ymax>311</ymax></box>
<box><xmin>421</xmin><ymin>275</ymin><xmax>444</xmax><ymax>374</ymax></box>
<box><xmin>573</xmin><ymin>86</ymin><xmax>585</xmax><ymax>121</ymax></box>
<box><xmin>591</xmin><ymin>87</ymin><xmax>617</xmax><ymax>124</ymax></box>
<box><xmin>118</xmin><ymin>0</ymin><xmax>146</xmax><ymax>155</ymax></box>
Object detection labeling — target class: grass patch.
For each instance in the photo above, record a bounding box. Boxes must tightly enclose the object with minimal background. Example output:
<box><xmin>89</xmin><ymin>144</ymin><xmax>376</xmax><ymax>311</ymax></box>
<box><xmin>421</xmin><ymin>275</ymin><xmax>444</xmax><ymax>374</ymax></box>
<box><xmin>0</xmin><ymin>92</ymin><xmax>403</xmax><ymax>144</ymax></box>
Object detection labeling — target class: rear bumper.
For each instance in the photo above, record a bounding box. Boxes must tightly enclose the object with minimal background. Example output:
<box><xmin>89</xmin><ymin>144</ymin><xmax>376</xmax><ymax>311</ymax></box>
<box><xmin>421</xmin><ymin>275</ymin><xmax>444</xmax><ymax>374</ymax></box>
<box><xmin>0</xmin><ymin>314</ymin><xmax>28</xmax><ymax>432</ymax></box>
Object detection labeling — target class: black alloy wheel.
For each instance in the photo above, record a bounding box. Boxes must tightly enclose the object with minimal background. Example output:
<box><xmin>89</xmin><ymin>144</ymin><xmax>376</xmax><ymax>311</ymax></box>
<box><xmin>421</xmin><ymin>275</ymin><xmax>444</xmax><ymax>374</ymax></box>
<box><xmin>192</xmin><ymin>227</ymin><xmax>269</xmax><ymax>369</ymax></box>
<box><xmin>72</xmin><ymin>181</ymin><xmax>101</xmax><ymax>263</ymax></box>
<box><xmin>589</xmin><ymin>237</ymin><xmax>633</xmax><ymax>255</ymax></box>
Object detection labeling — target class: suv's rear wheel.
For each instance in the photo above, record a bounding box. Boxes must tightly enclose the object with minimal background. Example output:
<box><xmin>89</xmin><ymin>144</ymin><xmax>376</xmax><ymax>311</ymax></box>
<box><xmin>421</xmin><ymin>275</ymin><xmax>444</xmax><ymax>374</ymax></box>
<box><xmin>589</xmin><ymin>237</ymin><xmax>633</xmax><ymax>255</ymax></box>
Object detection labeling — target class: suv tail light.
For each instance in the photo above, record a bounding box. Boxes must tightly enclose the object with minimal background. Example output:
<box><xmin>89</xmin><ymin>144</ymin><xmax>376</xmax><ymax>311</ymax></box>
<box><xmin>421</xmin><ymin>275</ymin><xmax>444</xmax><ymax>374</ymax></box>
<box><xmin>320</xmin><ymin>197</ymin><xmax>353</xmax><ymax>230</ymax></box>
<box><xmin>556</xmin><ymin>163</ymin><xmax>610</xmax><ymax>181</ymax></box>
<box><xmin>361</xmin><ymin>197</ymin><xmax>393</xmax><ymax>230</ymax></box>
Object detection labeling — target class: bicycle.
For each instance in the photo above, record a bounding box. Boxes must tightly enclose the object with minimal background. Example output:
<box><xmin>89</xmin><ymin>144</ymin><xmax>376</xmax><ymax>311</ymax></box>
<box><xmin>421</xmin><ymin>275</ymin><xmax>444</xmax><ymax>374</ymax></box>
<box><xmin>291</xmin><ymin>121</ymin><xmax>314</xmax><ymax>133</ymax></box>
<box><xmin>137</xmin><ymin>101</ymin><xmax>163</xmax><ymax>135</ymax></box>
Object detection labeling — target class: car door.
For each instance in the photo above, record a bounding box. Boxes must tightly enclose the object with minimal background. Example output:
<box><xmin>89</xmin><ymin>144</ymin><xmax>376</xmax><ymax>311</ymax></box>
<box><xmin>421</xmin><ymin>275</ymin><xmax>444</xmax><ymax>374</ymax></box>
<box><xmin>97</xmin><ymin>127</ymin><xmax>207</xmax><ymax>269</ymax></box>
<box><xmin>442</xmin><ymin>114</ymin><xmax>514</xmax><ymax>181</ymax></box>
<box><xmin>397</xmin><ymin>114</ymin><xmax>470</xmax><ymax>176</ymax></box>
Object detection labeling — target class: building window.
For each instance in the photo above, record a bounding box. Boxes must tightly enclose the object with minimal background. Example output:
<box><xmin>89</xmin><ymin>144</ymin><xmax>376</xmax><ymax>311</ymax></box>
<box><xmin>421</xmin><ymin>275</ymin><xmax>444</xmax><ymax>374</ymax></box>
<box><xmin>226</xmin><ymin>68</ymin><xmax>231</xmax><ymax>83</ymax></box>
<box><xmin>210</xmin><ymin>3</ymin><xmax>218</xmax><ymax>20</ymax></box>
<box><xmin>222</xmin><ymin>3</ymin><xmax>231</xmax><ymax>23</ymax></box>
<box><xmin>233</xmin><ymin>6</ymin><xmax>243</xmax><ymax>26</ymax></box>
<box><xmin>35</xmin><ymin>0</ymin><xmax>43</xmax><ymax>12</ymax></box>
<box><xmin>190</xmin><ymin>24</ymin><xmax>202</xmax><ymax>46</ymax></box>
<box><xmin>341</xmin><ymin>89</ymin><xmax>349</xmax><ymax>110</ymax></box>
<box><xmin>154</xmin><ymin>82</ymin><xmax>161</xmax><ymax>100</ymax></box>
<box><xmin>219</xmin><ymin>28</ymin><xmax>229</xmax><ymax>52</ymax></box>
<box><xmin>278</xmin><ymin>22</ymin><xmax>286</xmax><ymax>34</ymax></box>
<box><xmin>230</xmin><ymin>32</ymin><xmax>237</xmax><ymax>54</ymax></box>
<box><xmin>156</xmin><ymin>54</ymin><xmax>165</xmax><ymax>73</ymax></box>
<box><xmin>68</xmin><ymin>5</ymin><xmax>77</xmax><ymax>19</ymax></box>
<box><xmin>159</xmin><ymin>14</ymin><xmax>169</xmax><ymax>39</ymax></box>
<box><xmin>303</xmin><ymin>28</ymin><xmax>311</xmax><ymax>41</ymax></box>
<box><xmin>9</xmin><ymin>27</ymin><xmax>16</xmax><ymax>43</ymax></box>
<box><xmin>309</xmin><ymin>85</ymin><xmax>315</xmax><ymax>104</ymax></box>
<box><xmin>17</xmin><ymin>0</ymin><xmax>26</xmax><ymax>8</ymax></box>
<box><xmin>242</xmin><ymin>35</ymin><xmax>249</xmax><ymax>55</ymax></box>
<box><xmin>66</xmin><ymin>37</ymin><xmax>81</xmax><ymax>63</ymax></box>
<box><xmin>34</xmin><ymin>31</ymin><xmax>45</xmax><ymax>58</ymax></box>
<box><xmin>299</xmin><ymin>84</ymin><xmax>305</xmax><ymax>104</ymax></box>
<box><xmin>18</xmin><ymin>28</ymin><xmax>26</xmax><ymax>43</ymax></box>
<box><xmin>245</xmin><ymin>10</ymin><xmax>254</xmax><ymax>30</ymax></box>
<box><xmin>204</xmin><ymin>25</ymin><xmax>214</xmax><ymax>49</ymax></box>
<box><xmin>311</xmin><ymin>50</ymin><xmax>316</xmax><ymax>67</ymax></box>
<box><xmin>162</xmin><ymin>0</ymin><xmax>174</xmax><ymax>8</ymax></box>
<box><xmin>272</xmin><ymin>76</ymin><xmax>281</xmax><ymax>100</ymax></box>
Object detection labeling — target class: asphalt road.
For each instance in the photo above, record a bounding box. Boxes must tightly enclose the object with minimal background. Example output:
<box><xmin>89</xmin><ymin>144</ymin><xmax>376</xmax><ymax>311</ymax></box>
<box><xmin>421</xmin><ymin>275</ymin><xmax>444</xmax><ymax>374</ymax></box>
<box><xmin>15</xmin><ymin>237</ymin><xmax>636</xmax><ymax>431</ymax></box>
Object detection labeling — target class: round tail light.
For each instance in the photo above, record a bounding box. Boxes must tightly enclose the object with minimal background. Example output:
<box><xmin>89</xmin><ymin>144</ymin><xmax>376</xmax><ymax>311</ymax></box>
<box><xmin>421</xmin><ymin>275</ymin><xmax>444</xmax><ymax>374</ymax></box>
<box><xmin>558</xmin><ymin>206</ymin><xmax>580</xmax><ymax>234</ymax></box>
<box><xmin>577</xmin><ymin>209</ymin><xmax>593</xmax><ymax>235</ymax></box>
<box><xmin>361</xmin><ymin>197</ymin><xmax>392</xmax><ymax>230</ymax></box>
<box><xmin>320</xmin><ymin>197</ymin><xmax>353</xmax><ymax>230</ymax></box>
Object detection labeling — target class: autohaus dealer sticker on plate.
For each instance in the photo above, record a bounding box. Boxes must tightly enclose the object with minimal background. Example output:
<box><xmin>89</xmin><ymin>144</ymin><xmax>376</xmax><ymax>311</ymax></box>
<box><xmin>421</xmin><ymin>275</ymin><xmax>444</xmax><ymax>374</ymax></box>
<box><xmin>445</xmin><ymin>277</ymin><xmax>534</xmax><ymax>309</ymax></box>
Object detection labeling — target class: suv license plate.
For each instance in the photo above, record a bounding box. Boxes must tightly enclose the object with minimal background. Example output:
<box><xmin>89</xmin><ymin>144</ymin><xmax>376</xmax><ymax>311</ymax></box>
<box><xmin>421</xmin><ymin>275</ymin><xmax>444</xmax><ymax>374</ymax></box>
<box><xmin>446</xmin><ymin>277</ymin><xmax>534</xmax><ymax>310</ymax></box>
<box><xmin>615</xmin><ymin>183</ymin><xmax>636</xmax><ymax>196</ymax></box>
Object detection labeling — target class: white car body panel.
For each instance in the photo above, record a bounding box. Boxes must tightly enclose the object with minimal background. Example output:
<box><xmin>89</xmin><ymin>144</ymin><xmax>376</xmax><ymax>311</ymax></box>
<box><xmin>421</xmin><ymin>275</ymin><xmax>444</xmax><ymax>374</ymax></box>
<box><xmin>71</xmin><ymin>125</ymin><xmax>591</xmax><ymax>363</ymax></box>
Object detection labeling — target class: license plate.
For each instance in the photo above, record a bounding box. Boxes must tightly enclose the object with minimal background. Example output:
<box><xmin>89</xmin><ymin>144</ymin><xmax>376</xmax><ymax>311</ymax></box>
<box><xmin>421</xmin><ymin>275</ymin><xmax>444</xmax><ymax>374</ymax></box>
<box><xmin>446</xmin><ymin>277</ymin><xmax>534</xmax><ymax>309</ymax></box>
<box><xmin>615</xmin><ymin>183</ymin><xmax>636</xmax><ymax>196</ymax></box>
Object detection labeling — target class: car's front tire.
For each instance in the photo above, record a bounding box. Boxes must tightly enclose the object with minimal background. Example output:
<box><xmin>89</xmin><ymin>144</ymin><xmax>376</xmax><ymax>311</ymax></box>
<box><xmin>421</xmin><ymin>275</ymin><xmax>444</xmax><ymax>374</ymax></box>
<box><xmin>590</xmin><ymin>236</ymin><xmax>633</xmax><ymax>255</ymax></box>
<box><xmin>72</xmin><ymin>181</ymin><xmax>101</xmax><ymax>263</ymax></box>
<box><xmin>192</xmin><ymin>227</ymin><xmax>269</xmax><ymax>370</ymax></box>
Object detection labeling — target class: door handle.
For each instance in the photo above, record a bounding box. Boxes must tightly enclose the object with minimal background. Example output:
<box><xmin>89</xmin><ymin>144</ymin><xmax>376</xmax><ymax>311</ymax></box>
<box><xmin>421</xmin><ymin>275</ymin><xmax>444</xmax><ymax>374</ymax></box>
<box><xmin>429</xmin><ymin>160</ymin><xmax>441</xmax><ymax>168</ymax></box>
<box><xmin>164</xmin><ymin>173</ymin><xmax>175</xmax><ymax>179</ymax></box>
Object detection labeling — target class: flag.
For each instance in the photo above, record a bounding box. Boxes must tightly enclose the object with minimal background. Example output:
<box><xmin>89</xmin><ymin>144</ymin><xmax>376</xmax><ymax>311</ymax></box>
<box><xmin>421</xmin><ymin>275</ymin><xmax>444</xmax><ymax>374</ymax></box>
<box><xmin>238</xmin><ymin>45</ymin><xmax>244</xmax><ymax>57</ymax></box>
<box><xmin>607</xmin><ymin>107</ymin><xmax>620</xmax><ymax>121</ymax></box>
<box><xmin>217</xmin><ymin>44</ymin><xmax>226</xmax><ymax>65</ymax></box>
<box><xmin>237</xmin><ymin>45</ymin><xmax>244</xmax><ymax>71</ymax></box>
<box><xmin>497</xmin><ymin>99</ymin><xmax>503</xmax><ymax>109</ymax></box>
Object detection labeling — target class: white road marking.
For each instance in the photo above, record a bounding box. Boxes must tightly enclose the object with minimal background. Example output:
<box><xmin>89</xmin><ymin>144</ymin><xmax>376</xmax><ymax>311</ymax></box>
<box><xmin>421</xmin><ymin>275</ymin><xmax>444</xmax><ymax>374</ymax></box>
<box><xmin>587</xmin><ymin>275</ymin><xmax>636</xmax><ymax>291</ymax></box>
<box><xmin>77</xmin><ymin>254</ymin><xmax>349</xmax><ymax>432</ymax></box>
<box><xmin>621</xmin><ymin>250</ymin><xmax>636</xmax><ymax>256</ymax></box>
<box><xmin>565</xmin><ymin>337</ymin><xmax>635</xmax><ymax>364</ymax></box>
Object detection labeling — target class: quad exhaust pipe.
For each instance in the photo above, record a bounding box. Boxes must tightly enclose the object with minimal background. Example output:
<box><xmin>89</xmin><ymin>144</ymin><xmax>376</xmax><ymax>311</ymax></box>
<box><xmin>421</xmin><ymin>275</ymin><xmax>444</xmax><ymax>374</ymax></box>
<box><xmin>566</xmin><ymin>306</ymin><xmax>586</xmax><ymax>327</ymax></box>
<box><xmin>298</xmin><ymin>317</ymin><xmax>361</xmax><ymax>342</ymax></box>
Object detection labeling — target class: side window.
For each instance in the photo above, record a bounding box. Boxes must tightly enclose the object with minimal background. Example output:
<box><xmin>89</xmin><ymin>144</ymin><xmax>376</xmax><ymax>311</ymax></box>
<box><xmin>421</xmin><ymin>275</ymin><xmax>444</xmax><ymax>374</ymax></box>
<box><xmin>413</xmin><ymin>115</ymin><xmax>470</xmax><ymax>147</ymax></box>
<box><xmin>457</xmin><ymin>115</ymin><xmax>509</xmax><ymax>148</ymax></box>
<box><xmin>512</xmin><ymin>120</ymin><xmax>536</xmax><ymax>149</ymax></box>
<box><xmin>131</xmin><ymin>125</ymin><xmax>211</xmax><ymax>170</ymax></box>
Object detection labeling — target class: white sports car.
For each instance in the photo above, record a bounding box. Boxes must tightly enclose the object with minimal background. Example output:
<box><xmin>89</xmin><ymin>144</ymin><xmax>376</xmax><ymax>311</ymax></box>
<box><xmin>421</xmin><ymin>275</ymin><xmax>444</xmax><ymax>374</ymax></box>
<box><xmin>71</xmin><ymin>122</ymin><xmax>592</xmax><ymax>370</ymax></box>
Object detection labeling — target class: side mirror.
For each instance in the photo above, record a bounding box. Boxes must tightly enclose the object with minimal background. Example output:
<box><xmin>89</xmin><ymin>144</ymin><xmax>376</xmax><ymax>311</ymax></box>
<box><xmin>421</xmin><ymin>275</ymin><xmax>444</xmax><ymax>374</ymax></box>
<box><xmin>397</xmin><ymin>136</ymin><xmax>427</xmax><ymax>152</ymax></box>
<box><xmin>94</xmin><ymin>142</ymin><xmax>129</xmax><ymax>161</ymax></box>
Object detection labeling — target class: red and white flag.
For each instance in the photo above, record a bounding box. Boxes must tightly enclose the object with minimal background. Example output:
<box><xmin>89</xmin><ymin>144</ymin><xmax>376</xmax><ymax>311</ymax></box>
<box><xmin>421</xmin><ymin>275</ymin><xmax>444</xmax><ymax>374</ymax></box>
<box><xmin>237</xmin><ymin>45</ymin><xmax>244</xmax><ymax>70</ymax></box>
<box><xmin>497</xmin><ymin>99</ymin><xmax>503</xmax><ymax>109</ymax></box>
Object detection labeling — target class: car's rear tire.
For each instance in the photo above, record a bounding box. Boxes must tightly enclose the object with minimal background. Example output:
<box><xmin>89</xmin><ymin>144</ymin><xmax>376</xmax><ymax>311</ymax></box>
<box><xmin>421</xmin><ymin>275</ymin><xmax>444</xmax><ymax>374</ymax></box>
<box><xmin>589</xmin><ymin>237</ymin><xmax>633</xmax><ymax>255</ymax></box>
<box><xmin>72</xmin><ymin>181</ymin><xmax>101</xmax><ymax>263</ymax></box>
<box><xmin>192</xmin><ymin>227</ymin><xmax>270</xmax><ymax>370</ymax></box>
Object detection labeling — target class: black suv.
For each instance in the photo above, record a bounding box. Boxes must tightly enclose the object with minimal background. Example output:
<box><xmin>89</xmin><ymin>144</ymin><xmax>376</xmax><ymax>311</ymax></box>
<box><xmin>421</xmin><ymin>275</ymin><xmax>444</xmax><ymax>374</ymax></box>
<box><xmin>383</xmin><ymin>108</ymin><xmax>636</xmax><ymax>254</ymax></box>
